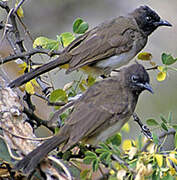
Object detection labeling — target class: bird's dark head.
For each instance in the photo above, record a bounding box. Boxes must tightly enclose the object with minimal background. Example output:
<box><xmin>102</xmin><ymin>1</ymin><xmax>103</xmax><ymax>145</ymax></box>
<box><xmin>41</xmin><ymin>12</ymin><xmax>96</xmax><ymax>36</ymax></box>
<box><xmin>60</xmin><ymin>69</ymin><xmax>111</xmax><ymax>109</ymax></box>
<box><xmin>124</xmin><ymin>63</ymin><xmax>153</xmax><ymax>94</ymax></box>
<box><xmin>131</xmin><ymin>5</ymin><xmax>172</xmax><ymax>36</ymax></box>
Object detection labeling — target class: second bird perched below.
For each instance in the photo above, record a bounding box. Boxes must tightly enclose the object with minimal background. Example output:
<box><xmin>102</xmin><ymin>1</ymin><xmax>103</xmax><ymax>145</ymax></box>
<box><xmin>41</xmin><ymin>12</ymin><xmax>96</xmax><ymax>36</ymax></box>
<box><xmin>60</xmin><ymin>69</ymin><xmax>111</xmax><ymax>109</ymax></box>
<box><xmin>9</xmin><ymin>5</ymin><xmax>172</xmax><ymax>88</ymax></box>
<box><xmin>15</xmin><ymin>63</ymin><xmax>153</xmax><ymax>173</ymax></box>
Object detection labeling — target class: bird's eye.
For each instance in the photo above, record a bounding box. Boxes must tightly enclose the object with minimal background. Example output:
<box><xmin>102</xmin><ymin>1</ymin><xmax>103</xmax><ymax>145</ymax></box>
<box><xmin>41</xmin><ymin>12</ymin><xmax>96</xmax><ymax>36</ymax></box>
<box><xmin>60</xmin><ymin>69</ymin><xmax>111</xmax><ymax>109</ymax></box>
<box><xmin>146</xmin><ymin>16</ymin><xmax>152</xmax><ymax>21</ymax></box>
<box><xmin>131</xmin><ymin>75</ymin><xmax>139</xmax><ymax>83</ymax></box>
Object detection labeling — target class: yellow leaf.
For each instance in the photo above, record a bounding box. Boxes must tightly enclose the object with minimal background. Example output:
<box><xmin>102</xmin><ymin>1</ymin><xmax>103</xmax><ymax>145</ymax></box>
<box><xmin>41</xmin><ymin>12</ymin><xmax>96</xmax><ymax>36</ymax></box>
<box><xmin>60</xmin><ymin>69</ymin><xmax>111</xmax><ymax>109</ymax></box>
<box><xmin>158</xmin><ymin>66</ymin><xmax>164</xmax><ymax>72</ymax></box>
<box><xmin>137</xmin><ymin>52</ymin><xmax>152</xmax><ymax>61</ymax></box>
<box><xmin>169</xmin><ymin>168</ymin><xmax>176</xmax><ymax>176</ymax></box>
<box><xmin>121</xmin><ymin>123</ymin><xmax>130</xmax><ymax>132</ymax></box>
<box><xmin>122</xmin><ymin>139</ymin><xmax>132</xmax><ymax>151</ymax></box>
<box><xmin>60</xmin><ymin>32</ymin><xmax>75</xmax><ymax>47</ymax></box>
<box><xmin>33</xmin><ymin>37</ymin><xmax>59</xmax><ymax>50</ymax></box>
<box><xmin>157</xmin><ymin>72</ymin><xmax>166</xmax><ymax>81</ymax></box>
<box><xmin>30</xmin><ymin>79</ymin><xmax>39</xmax><ymax>87</ymax></box>
<box><xmin>109</xmin><ymin>169</ymin><xmax>115</xmax><ymax>175</ymax></box>
<box><xmin>25</xmin><ymin>81</ymin><xmax>35</xmax><ymax>94</ymax></box>
<box><xmin>114</xmin><ymin>162</ymin><xmax>121</xmax><ymax>170</ymax></box>
<box><xmin>17</xmin><ymin>6</ymin><xmax>24</xmax><ymax>17</ymax></box>
<box><xmin>18</xmin><ymin>62</ymin><xmax>27</xmax><ymax>75</ymax></box>
<box><xmin>155</xmin><ymin>154</ymin><xmax>163</xmax><ymax>167</ymax></box>
<box><xmin>15</xmin><ymin>3</ymin><xmax>24</xmax><ymax>18</ymax></box>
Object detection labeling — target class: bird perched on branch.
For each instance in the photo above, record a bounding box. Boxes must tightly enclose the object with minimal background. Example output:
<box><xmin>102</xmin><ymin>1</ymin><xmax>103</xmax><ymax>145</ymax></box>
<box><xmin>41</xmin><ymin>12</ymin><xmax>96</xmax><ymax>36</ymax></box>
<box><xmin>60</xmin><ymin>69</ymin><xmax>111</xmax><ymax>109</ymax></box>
<box><xmin>15</xmin><ymin>63</ymin><xmax>153</xmax><ymax>173</ymax></box>
<box><xmin>9</xmin><ymin>5</ymin><xmax>171</xmax><ymax>88</ymax></box>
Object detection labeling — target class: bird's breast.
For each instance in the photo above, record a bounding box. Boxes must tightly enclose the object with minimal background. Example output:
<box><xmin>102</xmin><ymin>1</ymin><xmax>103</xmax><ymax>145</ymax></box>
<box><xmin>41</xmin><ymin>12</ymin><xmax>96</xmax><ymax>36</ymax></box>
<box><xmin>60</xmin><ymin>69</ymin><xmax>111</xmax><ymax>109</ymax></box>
<box><xmin>95</xmin><ymin>46</ymin><xmax>137</xmax><ymax>70</ymax></box>
<box><xmin>85</xmin><ymin>116</ymin><xmax>130</xmax><ymax>146</ymax></box>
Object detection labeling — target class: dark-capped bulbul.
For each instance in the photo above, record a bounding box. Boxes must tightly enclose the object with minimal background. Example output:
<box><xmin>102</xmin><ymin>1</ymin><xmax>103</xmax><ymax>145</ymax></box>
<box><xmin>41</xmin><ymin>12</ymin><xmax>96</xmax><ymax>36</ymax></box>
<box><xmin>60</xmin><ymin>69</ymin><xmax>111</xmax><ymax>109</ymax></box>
<box><xmin>9</xmin><ymin>5</ymin><xmax>171</xmax><ymax>88</ymax></box>
<box><xmin>15</xmin><ymin>63</ymin><xmax>153</xmax><ymax>173</ymax></box>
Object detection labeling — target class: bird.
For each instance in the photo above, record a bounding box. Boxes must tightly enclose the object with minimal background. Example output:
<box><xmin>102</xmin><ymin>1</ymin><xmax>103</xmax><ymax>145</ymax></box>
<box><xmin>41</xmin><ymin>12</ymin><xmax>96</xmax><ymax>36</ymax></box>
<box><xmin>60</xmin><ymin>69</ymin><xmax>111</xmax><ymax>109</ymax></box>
<box><xmin>9</xmin><ymin>5</ymin><xmax>171</xmax><ymax>88</ymax></box>
<box><xmin>15</xmin><ymin>63</ymin><xmax>153</xmax><ymax>173</ymax></box>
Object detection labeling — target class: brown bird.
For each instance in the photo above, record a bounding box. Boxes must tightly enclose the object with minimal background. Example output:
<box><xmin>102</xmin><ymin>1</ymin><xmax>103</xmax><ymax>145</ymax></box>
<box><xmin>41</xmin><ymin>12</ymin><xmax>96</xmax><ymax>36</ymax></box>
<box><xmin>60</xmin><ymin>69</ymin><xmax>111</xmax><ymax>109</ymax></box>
<box><xmin>9</xmin><ymin>5</ymin><xmax>171</xmax><ymax>88</ymax></box>
<box><xmin>15</xmin><ymin>63</ymin><xmax>153</xmax><ymax>173</ymax></box>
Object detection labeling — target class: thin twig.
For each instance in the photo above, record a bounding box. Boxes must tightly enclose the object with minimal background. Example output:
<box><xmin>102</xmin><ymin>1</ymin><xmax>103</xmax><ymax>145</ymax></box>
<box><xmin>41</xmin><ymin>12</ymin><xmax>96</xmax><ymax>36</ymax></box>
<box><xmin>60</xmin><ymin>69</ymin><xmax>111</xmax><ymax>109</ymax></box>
<box><xmin>16</xmin><ymin>14</ymin><xmax>34</xmax><ymax>41</ymax></box>
<box><xmin>0</xmin><ymin>126</ymin><xmax>53</xmax><ymax>141</ymax></box>
<box><xmin>0</xmin><ymin>1</ymin><xmax>10</xmax><ymax>12</ymax></box>
<box><xmin>141</xmin><ymin>128</ymin><xmax>176</xmax><ymax>151</ymax></box>
<box><xmin>133</xmin><ymin>113</ymin><xmax>153</xmax><ymax>140</ymax></box>
<box><xmin>111</xmin><ymin>154</ymin><xmax>135</xmax><ymax>173</ymax></box>
<box><xmin>0</xmin><ymin>134</ymin><xmax>22</xmax><ymax>160</ymax></box>
<box><xmin>0</xmin><ymin>48</ymin><xmax>62</xmax><ymax>65</ymax></box>
<box><xmin>146</xmin><ymin>65</ymin><xmax>158</xmax><ymax>71</ymax></box>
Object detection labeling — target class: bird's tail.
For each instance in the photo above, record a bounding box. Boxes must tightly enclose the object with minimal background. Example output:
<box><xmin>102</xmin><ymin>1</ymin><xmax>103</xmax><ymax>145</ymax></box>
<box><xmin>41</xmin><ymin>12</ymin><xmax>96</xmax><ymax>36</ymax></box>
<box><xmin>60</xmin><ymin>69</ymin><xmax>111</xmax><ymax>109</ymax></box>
<box><xmin>15</xmin><ymin>134</ymin><xmax>66</xmax><ymax>174</ymax></box>
<box><xmin>8</xmin><ymin>55</ymin><xmax>69</xmax><ymax>88</ymax></box>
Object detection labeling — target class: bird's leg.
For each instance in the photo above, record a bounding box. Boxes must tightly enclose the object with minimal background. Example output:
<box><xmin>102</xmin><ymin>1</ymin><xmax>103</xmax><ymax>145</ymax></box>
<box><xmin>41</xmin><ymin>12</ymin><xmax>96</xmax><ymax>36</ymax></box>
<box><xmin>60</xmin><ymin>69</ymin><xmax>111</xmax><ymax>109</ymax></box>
<box><xmin>132</xmin><ymin>113</ymin><xmax>153</xmax><ymax>140</ymax></box>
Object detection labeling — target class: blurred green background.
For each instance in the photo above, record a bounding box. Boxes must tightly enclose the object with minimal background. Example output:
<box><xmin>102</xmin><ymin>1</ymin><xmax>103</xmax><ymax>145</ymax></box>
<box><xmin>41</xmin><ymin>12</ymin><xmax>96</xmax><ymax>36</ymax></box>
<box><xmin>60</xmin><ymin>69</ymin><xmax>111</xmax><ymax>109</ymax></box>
<box><xmin>0</xmin><ymin>0</ymin><xmax>177</xmax><ymax>141</ymax></box>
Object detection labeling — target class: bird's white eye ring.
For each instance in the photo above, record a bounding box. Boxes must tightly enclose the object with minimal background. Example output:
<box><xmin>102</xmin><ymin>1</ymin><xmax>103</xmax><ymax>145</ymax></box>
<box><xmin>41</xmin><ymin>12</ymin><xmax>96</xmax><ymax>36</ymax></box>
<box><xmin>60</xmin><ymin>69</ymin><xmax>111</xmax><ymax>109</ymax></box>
<box><xmin>146</xmin><ymin>16</ymin><xmax>152</xmax><ymax>21</ymax></box>
<box><xmin>131</xmin><ymin>75</ymin><xmax>139</xmax><ymax>82</ymax></box>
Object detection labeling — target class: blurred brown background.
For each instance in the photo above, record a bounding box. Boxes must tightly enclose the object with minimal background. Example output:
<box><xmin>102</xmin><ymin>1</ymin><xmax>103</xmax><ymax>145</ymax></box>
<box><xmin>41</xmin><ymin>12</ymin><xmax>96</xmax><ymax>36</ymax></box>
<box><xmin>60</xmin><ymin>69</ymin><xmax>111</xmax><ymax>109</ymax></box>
<box><xmin>0</xmin><ymin>0</ymin><xmax>177</xmax><ymax>140</ymax></box>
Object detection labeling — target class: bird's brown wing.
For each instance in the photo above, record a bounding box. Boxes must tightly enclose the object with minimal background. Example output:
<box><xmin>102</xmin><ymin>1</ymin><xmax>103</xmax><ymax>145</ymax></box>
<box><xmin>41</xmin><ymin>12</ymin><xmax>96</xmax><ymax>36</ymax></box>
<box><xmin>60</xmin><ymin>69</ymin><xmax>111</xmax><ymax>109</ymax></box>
<box><xmin>62</xmin><ymin>77</ymin><xmax>130</xmax><ymax>150</ymax></box>
<box><xmin>66</xmin><ymin>16</ymin><xmax>138</xmax><ymax>72</ymax></box>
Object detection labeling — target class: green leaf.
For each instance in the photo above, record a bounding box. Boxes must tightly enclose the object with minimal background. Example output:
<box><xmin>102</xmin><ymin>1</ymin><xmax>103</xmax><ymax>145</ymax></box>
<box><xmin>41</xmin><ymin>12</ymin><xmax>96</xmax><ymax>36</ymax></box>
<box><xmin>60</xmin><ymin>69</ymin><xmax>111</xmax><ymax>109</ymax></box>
<box><xmin>172</xmin><ymin>125</ymin><xmax>177</xmax><ymax>131</ymax></box>
<box><xmin>152</xmin><ymin>132</ymin><xmax>159</xmax><ymax>145</ymax></box>
<box><xmin>161</xmin><ymin>122</ymin><xmax>168</xmax><ymax>132</ymax></box>
<box><xmin>83</xmin><ymin>157</ymin><xmax>94</xmax><ymax>164</ymax></box>
<box><xmin>160</xmin><ymin>115</ymin><xmax>167</xmax><ymax>124</ymax></box>
<box><xmin>99</xmin><ymin>152</ymin><xmax>110</xmax><ymax>161</ymax></box>
<box><xmin>112</xmin><ymin>145</ymin><xmax>121</xmax><ymax>156</ymax></box>
<box><xmin>83</xmin><ymin>151</ymin><xmax>97</xmax><ymax>165</ymax></box>
<box><xmin>59</xmin><ymin>32</ymin><xmax>75</xmax><ymax>47</ymax></box>
<box><xmin>161</xmin><ymin>53</ymin><xmax>177</xmax><ymax>65</ymax></box>
<box><xmin>49</xmin><ymin>89</ymin><xmax>68</xmax><ymax>103</ymax></box>
<box><xmin>168</xmin><ymin>112</ymin><xmax>172</xmax><ymax>123</ymax></box>
<box><xmin>129</xmin><ymin>159</ymin><xmax>138</xmax><ymax>169</ymax></box>
<box><xmin>85</xmin><ymin>151</ymin><xmax>97</xmax><ymax>158</ymax></box>
<box><xmin>146</xmin><ymin>119</ymin><xmax>159</xmax><ymax>126</ymax></box>
<box><xmin>152</xmin><ymin>170</ymin><xmax>160</xmax><ymax>180</ymax></box>
<box><xmin>98</xmin><ymin>143</ymin><xmax>110</xmax><ymax>151</ymax></box>
<box><xmin>33</xmin><ymin>37</ymin><xmax>59</xmax><ymax>50</ymax></box>
<box><xmin>160</xmin><ymin>173</ymin><xmax>174</xmax><ymax>180</ymax></box>
<box><xmin>73</xmin><ymin>18</ymin><xmax>89</xmax><ymax>34</ymax></box>
<box><xmin>95</xmin><ymin>148</ymin><xmax>108</xmax><ymax>154</ymax></box>
<box><xmin>106</xmin><ymin>133</ymin><xmax>121</xmax><ymax>146</ymax></box>
<box><xmin>175</xmin><ymin>132</ymin><xmax>177</xmax><ymax>148</ymax></box>
<box><xmin>92</xmin><ymin>159</ymin><xmax>99</xmax><ymax>172</ymax></box>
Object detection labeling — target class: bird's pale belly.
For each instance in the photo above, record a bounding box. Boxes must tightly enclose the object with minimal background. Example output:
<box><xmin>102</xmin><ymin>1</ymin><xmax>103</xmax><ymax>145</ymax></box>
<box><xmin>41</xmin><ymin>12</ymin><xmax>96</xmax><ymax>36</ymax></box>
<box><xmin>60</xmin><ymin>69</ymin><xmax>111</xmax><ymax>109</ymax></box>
<box><xmin>86</xmin><ymin>116</ymin><xmax>130</xmax><ymax>145</ymax></box>
<box><xmin>95</xmin><ymin>47</ymin><xmax>137</xmax><ymax>70</ymax></box>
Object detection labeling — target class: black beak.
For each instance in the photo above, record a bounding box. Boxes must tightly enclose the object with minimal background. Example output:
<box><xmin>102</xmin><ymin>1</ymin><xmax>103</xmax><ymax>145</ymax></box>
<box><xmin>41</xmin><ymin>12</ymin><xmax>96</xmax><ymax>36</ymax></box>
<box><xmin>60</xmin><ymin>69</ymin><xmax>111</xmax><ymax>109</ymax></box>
<box><xmin>137</xmin><ymin>82</ymin><xmax>154</xmax><ymax>94</ymax></box>
<box><xmin>154</xmin><ymin>19</ymin><xmax>172</xmax><ymax>27</ymax></box>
